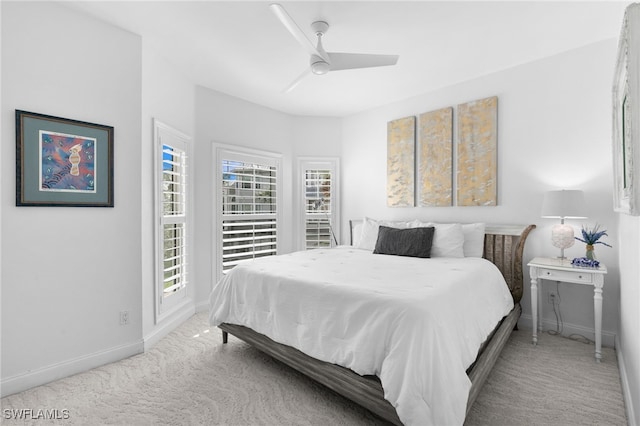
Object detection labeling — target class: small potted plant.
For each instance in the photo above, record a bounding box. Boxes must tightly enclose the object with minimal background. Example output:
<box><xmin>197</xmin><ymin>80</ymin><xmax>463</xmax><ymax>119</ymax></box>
<box><xmin>575</xmin><ymin>224</ymin><xmax>612</xmax><ymax>260</ymax></box>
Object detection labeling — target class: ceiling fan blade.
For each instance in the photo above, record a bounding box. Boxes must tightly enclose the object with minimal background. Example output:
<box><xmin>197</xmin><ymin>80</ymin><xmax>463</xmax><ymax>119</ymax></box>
<box><xmin>270</xmin><ymin>3</ymin><xmax>329</xmax><ymax>62</ymax></box>
<box><xmin>283</xmin><ymin>67</ymin><xmax>312</xmax><ymax>93</ymax></box>
<box><xmin>327</xmin><ymin>52</ymin><xmax>399</xmax><ymax>71</ymax></box>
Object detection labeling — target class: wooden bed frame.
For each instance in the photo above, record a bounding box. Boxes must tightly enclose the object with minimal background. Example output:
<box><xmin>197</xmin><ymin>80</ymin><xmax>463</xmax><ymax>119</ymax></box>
<box><xmin>219</xmin><ymin>222</ymin><xmax>536</xmax><ymax>425</ymax></box>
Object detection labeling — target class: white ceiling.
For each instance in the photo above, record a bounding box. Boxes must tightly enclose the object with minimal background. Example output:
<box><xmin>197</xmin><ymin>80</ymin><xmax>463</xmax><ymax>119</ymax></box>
<box><xmin>65</xmin><ymin>1</ymin><xmax>629</xmax><ymax>117</ymax></box>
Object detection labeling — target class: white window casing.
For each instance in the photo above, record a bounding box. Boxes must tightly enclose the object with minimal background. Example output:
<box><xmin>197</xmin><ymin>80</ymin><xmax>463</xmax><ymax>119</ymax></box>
<box><xmin>214</xmin><ymin>145</ymin><xmax>282</xmax><ymax>282</ymax></box>
<box><xmin>298</xmin><ymin>157</ymin><xmax>340</xmax><ymax>251</ymax></box>
<box><xmin>154</xmin><ymin>119</ymin><xmax>191</xmax><ymax>322</ymax></box>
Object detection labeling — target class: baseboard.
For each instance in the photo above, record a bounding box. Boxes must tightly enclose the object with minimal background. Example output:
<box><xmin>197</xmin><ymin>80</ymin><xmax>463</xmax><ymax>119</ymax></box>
<box><xmin>2</xmin><ymin>303</ymin><xmax>198</xmax><ymax>398</ymax></box>
<box><xmin>518</xmin><ymin>314</ymin><xmax>616</xmax><ymax>348</ymax></box>
<box><xmin>616</xmin><ymin>334</ymin><xmax>638</xmax><ymax>426</ymax></box>
<box><xmin>143</xmin><ymin>303</ymin><xmax>195</xmax><ymax>351</ymax></box>
<box><xmin>1</xmin><ymin>340</ymin><xmax>143</xmax><ymax>398</ymax></box>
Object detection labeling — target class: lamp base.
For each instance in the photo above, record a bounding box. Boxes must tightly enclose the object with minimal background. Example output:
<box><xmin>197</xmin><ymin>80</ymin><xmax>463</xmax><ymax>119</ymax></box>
<box><xmin>550</xmin><ymin>223</ymin><xmax>575</xmax><ymax>260</ymax></box>
<box><xmin>551</xmin><ymin>224</ymin><xmax>575</xmax><ymax>249</ymax></box>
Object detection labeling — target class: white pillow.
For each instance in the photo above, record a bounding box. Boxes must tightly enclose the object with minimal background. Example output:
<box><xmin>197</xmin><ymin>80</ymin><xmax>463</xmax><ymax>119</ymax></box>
<box><xmin>412</xmin><ymin>222</ymin><xmax>465</xmax><ymax>258</ymax></box>
<box><xmin>356</xmin><ymin>217</ymin><xmax>380</xmax><ymax>250</ymax></box>
<box><xmin>356</xmin><ymin>217</ymin><xmax>412</xmax><ymax>251</ymax></box>
<box><xmin>351</xmin><ymin>222</ymin><xmax>364</xmax><ymax>246</ymax></box>
<box><xmin>462</xmin><ymin>223</ymin><xmax>486</xmax><ymax>257</ymax></box>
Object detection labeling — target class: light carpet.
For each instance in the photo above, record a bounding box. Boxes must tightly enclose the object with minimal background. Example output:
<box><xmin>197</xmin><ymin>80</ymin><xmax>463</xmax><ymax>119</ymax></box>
<box><xmin>1</xmin><ymin>312</ymin><xmax>627</xmax><ymax>425</ymax></box>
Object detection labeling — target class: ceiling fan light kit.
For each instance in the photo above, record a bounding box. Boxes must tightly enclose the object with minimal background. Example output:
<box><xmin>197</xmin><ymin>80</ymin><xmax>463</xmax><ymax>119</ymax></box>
<box><xmin>311</xmin><ymin>60</ymin><xmax>330</xmax><ymax>75</ymax></box>
<box><xmin>270</xmin><ymin>3</ymin><xmax>399</xmax><ymax>91</ymax></box>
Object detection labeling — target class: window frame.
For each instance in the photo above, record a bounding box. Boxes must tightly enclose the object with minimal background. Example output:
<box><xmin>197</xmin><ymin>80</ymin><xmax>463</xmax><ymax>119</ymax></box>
<box><xmin>298</xmin><ymin>157</ymin><xmax>340</xmax><ymax>251</ymax></box>
<box><xmin>213</xmin><ymin>144</ymin><xmax>283</xmax><ymax>282</ymax></box>
<box><xmin>154</xmin><ymin>119</ymin><xmax>192</xmax><ymax>323</ymax></box>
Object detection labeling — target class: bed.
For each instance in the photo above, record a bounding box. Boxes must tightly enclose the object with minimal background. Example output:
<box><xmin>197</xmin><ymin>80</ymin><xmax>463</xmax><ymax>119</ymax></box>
<box><xmin>209</xmin><ymin>219</ymin><xmax>535</xmax><ymax>425</ymax></box>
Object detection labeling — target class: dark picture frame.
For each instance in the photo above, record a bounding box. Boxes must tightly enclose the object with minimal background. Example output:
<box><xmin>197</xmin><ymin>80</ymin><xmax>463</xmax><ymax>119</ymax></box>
<box><xmin>16</xmin><ymin>110</ymin><xmax>114</xmax><ymax>207</ymax></box>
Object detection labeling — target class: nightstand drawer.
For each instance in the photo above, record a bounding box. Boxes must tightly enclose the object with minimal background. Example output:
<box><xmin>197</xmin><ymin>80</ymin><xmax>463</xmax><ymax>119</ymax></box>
<box><xmin>540</xmin><ymin>269</ymin><xmax>593</xmax><ymax>283</ymax></box>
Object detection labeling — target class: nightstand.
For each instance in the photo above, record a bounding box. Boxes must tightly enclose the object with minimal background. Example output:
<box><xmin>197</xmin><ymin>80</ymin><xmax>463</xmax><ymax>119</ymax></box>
<box><xmin>527</xmin><ymin>257</ymin><xmax>608</xmax><ymax>362</ymax></box>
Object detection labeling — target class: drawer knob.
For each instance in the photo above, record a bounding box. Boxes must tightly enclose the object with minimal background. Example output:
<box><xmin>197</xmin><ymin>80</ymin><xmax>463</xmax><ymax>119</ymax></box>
<box><xmin>578</xmin><ymin>275</ymin><xmax>583</xmax><ymax>279</ymax></box>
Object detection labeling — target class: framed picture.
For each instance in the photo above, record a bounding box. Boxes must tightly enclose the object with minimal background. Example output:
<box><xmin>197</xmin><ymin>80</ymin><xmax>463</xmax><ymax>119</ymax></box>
<box><xmin>613</xmin><ymin>4</ymin><xmax>639</xmax><ymax>215</ymax></box>
<box><xmin>16</xmin><ymin>110</ymin><xmax>114</xmax><ymax>207</ymax></box>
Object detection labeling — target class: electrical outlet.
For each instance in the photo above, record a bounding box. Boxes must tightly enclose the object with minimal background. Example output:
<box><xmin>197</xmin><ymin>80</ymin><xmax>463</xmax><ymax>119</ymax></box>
<box><xmin>548</xmin><ymin>293</ymin><xmax>556</xmax><ymax>305</ymax></box>
<box><xmin>120</xmin><ymin>311</ymin><xmax>129</xmax><ymax>326</ymax></box>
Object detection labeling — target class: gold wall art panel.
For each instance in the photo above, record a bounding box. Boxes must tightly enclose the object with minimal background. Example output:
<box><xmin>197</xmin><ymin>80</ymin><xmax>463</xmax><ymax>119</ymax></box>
<box><xmin>387</xmin><ymin>116</ymin><xmax>415</xmax><ymax>207</ymax></box>
<box><xmin>457</xmin><ymin>96</ymin><xmax>498</xmax><ymax>206</ymax></box>
<box><xmin>418</xmin><ymin>107</ymin><xmax>453</xmax><ymax>206</ymax></box>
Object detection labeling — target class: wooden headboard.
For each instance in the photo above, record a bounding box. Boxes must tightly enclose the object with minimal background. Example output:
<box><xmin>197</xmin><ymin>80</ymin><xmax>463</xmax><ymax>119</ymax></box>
<box><xmin>348</xmin><ymin>220</ymin><xmax>536</xmax><ymax>304</ymax></box>
<box><xmin>483</xmin><ymin>224</ymin><xmax>536</xmax><ymax>303</ymax></box>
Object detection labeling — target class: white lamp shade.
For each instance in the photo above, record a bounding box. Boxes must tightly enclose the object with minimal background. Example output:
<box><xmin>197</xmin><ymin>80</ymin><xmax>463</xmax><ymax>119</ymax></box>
<box><xmin>541</xmin><ymin>190</ymin><xmax>587</xmax><ymax>219</ymax></box>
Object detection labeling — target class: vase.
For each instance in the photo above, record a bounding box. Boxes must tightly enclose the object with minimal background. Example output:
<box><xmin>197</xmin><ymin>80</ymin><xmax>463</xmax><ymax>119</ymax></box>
<box><xmin>585</xmin><ymin>244</ymin><xmax>596</xmax><ymax>260</ymax></box>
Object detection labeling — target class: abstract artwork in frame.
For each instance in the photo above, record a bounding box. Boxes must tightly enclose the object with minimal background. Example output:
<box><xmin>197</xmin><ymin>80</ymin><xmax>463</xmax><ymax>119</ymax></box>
<box><xmin>457</xmin><ymin>96</ymin><xmax>498</xmax><ymax>206</ymax></box>
<box><xmin>418</xmin><ymin>107</ymin><xmax>453</xmax><ymax>207</ymax></box>
<box><xmin>387</xmin><ymin>116</ymin><xmax>415</xmax><ymax>207</ymax></box>
<box><xmin>613</xmin><ymin>4</ymin><xmax>640</xmax><ymax>215</ymax></box>
<box><xmin>16</xmin><ymin>110</ymin><xmax>114</xmax><ymax>207</ymax></box>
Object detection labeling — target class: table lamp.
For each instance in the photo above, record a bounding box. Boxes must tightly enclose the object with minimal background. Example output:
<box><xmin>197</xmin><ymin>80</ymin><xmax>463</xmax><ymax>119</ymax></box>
<box><xmin>541</xmin><ymin>190</ymin><xmax>587</xmax><ymax>259</ymax></box>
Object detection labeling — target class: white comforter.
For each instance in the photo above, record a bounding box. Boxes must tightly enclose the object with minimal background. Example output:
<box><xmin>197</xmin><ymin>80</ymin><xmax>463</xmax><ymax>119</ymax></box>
<box><xmin>209</xmin><ymin>247</ymin><xmax>514</xmax><ymax>425</ymax></box>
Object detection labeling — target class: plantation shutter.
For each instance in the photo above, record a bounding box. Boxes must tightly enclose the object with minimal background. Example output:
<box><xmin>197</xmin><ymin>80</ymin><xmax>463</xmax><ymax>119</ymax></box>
<box><xmin>220</xmin><ymin>155</ymin><xmax>279</xmax><ymax>273</ymax></box>
<box><xmin>161</xmin><ymin>144</ymin><xmax>188</xmax><ymax>295</ymax></box>
<box><xmin>305</xmin><ymin>169</ymin><xmax>334</xmax><ymax>249</ymax></box>
<box><xmin>299</xmin><ymin>158</ymin><xmax>340</xmax><ymax>250</ymax></box>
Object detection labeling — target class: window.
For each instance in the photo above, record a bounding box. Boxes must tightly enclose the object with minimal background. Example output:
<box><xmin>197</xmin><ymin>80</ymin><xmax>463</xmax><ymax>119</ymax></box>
<box><xmin>299</xmin><ymin>158</ymin><xmax>340</xmax><ymax>250</ymax></box>
<box><xmin>155</xmin><ymin>120</ymin><xmax>190</xmax><ymax>320</ymax></box>
<box><xmin>215</xmin><ymin>146</ymin><xmax>282</xmax><ymax>279</ymax></box>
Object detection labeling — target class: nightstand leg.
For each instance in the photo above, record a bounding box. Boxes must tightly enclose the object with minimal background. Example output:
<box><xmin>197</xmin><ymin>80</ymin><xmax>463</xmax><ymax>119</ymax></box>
<box><xmin>530</xmin><ymin>274</ymin><xmax>538</xmax><ymax>345</ymax></box>
<box><xmin>537</xmin><ymin>280</ymin><xmax>543</xmax><ymax>332</ymax></box>
<box><xmin>594</xmin><ymin>280</ymin><xmax>603</xmax><ymax>362</ymax></box>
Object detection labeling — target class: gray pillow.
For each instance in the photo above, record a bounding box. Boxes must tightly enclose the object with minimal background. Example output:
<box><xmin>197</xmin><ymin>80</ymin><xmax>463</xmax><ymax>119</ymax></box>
<box><xmin>373</xmin><ymin>225</ymin><xmax>435</xmax><ymax>258</ymax></box>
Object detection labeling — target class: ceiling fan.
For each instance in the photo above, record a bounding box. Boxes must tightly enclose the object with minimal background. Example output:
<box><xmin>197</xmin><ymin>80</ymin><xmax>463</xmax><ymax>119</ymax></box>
<box><xmin>270</xmin><ymin>3</ymin><xmax>399</xmax><ymax>92</ymax></box>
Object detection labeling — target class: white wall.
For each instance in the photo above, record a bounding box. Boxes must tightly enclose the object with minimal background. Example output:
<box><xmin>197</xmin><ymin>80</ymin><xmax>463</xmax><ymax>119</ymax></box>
<box><xmin>618</xmin><ymin>214</ymin><xmax>640</xmax><ymax>425</ymax></box>
<box><xmin>140</xmin><ymin>40</ymin><xmax>196</xmax><ymax>348</ymax></box>
<box><xmin>292</xmin><ymin>116</ymin><xmax>342</xmax><ymax>158</ymax></box>
<box><xmin>342</xmin><ymin>39</ymin><xmax>621</xmax><ymax>343</ymax></box>
<box><xmin>193</xmin><ymin>88</ymin><xmax>342</xmax><ymax>309</ymax></box>
<box><xmin>1</xmin><ymin>2</ymin><xmax>143</xmax><ymax>395</ymax></box>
